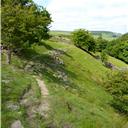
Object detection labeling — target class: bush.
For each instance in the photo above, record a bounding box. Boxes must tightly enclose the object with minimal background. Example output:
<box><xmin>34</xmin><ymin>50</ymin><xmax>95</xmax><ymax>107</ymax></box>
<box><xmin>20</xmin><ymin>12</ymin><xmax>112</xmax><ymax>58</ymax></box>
<box><xmin>105</xmin><ymin>71</ymin><xmax>128</xmax><ymax>114</ymax></box>
<box><xmin>71</xmin><ymin>29</ymin><xmax>96</xmax><ymax>52</ymax></box>
<box><xmin>101</xmin><ymin>50</ymin><xmax>108</xmax><ymax>63</ymax></box>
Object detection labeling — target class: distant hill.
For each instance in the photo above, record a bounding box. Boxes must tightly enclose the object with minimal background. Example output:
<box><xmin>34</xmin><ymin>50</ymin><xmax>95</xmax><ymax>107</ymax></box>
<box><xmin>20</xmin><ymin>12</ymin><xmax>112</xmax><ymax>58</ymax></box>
<box><xmin>91</xmin><ymin>31</ymin><xmax>122</xmax><ymax>40</ymax></box>
<box><xmin>50</xmin><ymin>30</ymin><xmax>122</xmax><ymax>40</ymax></box>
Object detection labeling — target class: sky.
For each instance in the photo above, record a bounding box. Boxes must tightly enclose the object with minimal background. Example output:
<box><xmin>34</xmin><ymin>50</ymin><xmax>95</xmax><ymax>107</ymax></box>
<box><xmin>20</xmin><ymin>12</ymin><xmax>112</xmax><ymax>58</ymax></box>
<box><xmin>34</xmin><ymin>0</ymin><xmax>128</xmax><ymax>33</ymax></box>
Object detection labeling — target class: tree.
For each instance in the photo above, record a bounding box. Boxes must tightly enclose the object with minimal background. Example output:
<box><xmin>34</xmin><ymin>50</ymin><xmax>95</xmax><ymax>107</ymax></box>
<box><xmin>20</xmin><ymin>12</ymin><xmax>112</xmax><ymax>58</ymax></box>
<box><xmin>71</xmin><ymin>29</ymin><xmax>96</xmax><ymax>53</ymax></box>
<box><xmin>106</xmin><ymin>33</ymin><xmax>128</xmax><ymax>64</ymax></box>
<box><xmin>1</xmin><ymin>0</ymin><xmax>52</xmax><ymax>64</ymax></box>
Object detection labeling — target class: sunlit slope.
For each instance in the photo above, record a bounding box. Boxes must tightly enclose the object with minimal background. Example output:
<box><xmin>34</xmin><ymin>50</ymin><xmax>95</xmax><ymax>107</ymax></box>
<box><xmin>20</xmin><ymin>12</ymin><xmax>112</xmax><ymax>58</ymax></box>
<box><xmin>32</xmin><ymin>40</ymin><xmax>126</xmax><ymax>128</ymax></box>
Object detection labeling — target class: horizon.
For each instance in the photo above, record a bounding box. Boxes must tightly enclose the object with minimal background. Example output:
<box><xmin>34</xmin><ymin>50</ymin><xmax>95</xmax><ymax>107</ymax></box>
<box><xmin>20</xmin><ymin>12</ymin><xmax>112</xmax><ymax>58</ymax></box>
<box><xmin>34</xmin><ymin>0</ymin><xmax>128</xmax><ymax>34</ymax></box>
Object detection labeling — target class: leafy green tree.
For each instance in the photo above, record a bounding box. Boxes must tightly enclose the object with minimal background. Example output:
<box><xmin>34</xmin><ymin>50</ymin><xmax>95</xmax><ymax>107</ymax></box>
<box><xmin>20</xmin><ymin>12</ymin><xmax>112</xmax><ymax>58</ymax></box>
<box><xmin>72</xmin><ymin>29</ymin><xmax>96</xmax><ymax>53</ymax></box>
<box><xmin>1</xmin><ymin>0</ymin><xmax>52</xmax><ymax>64</ymax></box>
<box><xmin>106</xmin><ymin>33</ymin><xmax>128</xmax><ymax>63</ymax></box>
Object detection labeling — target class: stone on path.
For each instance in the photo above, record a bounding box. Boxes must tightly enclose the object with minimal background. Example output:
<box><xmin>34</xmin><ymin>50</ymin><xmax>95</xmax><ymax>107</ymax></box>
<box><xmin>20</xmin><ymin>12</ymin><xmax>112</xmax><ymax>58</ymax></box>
<box><xmin>11</xmin><ymin>120</ymin><xmax>24</xmax><ymax>128</ymax></box>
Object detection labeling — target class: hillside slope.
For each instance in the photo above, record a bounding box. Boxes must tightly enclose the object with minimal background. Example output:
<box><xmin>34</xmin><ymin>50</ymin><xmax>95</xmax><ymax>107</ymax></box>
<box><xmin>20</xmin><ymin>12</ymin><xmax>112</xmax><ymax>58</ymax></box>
<box><xmin>2</xmin><ymin>40</ymin><xmax>127</xmax><ymax>128</ymax></box>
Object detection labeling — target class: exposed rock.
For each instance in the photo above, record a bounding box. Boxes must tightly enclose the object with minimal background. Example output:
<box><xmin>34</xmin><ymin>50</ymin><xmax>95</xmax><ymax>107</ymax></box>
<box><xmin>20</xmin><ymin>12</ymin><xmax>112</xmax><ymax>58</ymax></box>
<box><xmin>53</xmin><ymin>71</ymin><xmax>68</xmax><ymax>82</ymax></box>
<box><xmin>104</xmin><ymin>62</ymin><xmax>117</xmax><ymax>70</ymax></box>
<box><xmin>11</xmin><ymin>120</ymin><xmax>24</xmax><ymax>128</ymax></box>
<box><xmin>37</xmin><ymin>99</ymin><xmax>49</xmax><ymax>117</ymax></box>
<box><xmin>7</xmin><ymin>102</ymin><xmax>20</xmax><ymax>111</ymax></box>
<box><xmin>2</xmin><ymin>79</ymin><xmax>10</xmax><ymax>84</ymax></box>
<box><xmin>20</xmin><ymin>91</ymin><xmax>35</xmax><ymax>107</ymax></box>
<box><xmin>49</xmin><ymin>50</ymin><xmax>65</xmax><ymax>65</ymax></box>
<box><xmin>50</xmin><ymin>36</ymin><xmax>71</xmax><ymax>44</ymax></box>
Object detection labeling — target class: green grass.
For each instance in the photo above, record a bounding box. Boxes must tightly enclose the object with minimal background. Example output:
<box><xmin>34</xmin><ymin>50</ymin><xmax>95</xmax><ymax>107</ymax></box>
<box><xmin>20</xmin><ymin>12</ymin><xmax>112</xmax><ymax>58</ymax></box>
<box><xmin>32</xmin><ymin>41</ymin><xmax>127</xmax><ymax>127</ymax></box>
<box><xmin>95</xmin><ymin>52</ymin><xmax>128</xmax><ymax>68</ymax></box>
<box><xmin>1</xmin><ymin>53</ymin><xmax>42</xmax><ymax>128</ymax></box>
<box><xmin>2</xmin><ymin>39</ymin><xmax>128</xmax><ymax>127</ymax></box>
<box><xmin>108</xmin><ymin>56</ymin><xmax>128</xmax><ymax>68</ymax></box>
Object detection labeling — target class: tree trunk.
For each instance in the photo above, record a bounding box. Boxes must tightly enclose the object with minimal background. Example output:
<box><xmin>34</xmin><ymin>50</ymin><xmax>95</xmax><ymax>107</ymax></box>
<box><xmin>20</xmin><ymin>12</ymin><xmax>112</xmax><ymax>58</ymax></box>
<box><xmin>6</xmin><ymin>48</ymin><xmax>11</xmax><ymax>64</ymax></box>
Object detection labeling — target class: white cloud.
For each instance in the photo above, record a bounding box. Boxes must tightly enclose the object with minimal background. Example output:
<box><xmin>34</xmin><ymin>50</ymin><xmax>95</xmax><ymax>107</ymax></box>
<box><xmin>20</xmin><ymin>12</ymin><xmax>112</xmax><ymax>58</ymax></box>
<box><xmin>47</xmin><ymin>0</ymin><xmax>128</xmax><ymax>33</ymax></box>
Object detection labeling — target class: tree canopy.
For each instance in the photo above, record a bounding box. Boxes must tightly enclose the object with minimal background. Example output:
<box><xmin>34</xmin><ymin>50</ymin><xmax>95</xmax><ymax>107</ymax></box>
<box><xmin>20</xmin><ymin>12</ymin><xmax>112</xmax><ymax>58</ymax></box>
<box><xmin>1</xmin><ymin>0</ymin><xmax>52</xmax><ymax>63</ymax></box>
<box><xmin>106</xmin><ymin>33</ymin><xmax>128</xmax><ymax>64</ymax></box>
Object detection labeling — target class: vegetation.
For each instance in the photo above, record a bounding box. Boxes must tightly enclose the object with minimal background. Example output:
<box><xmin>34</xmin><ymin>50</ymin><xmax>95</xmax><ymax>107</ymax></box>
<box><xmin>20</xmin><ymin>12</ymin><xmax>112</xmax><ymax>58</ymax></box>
<box><xmin>106</xmin><ymin>33</ymin><xmax>128</xmax><ymax>64</ymax></box>
<box><xmin>105</xmin><ymin>71</ymin><xmax>128</xmax><ymax>114</ymax></box>
<box><xmin>101</xmin><ymin>50</ymin><xmax>108</xmax><ymax>63</ymax></box>
<box><xmin>1</xmin><ymin>1</ymin><xmax>128</xmax><ymax>127</ymax></box>
<box><xmin>72</xmin><ymin>29</ymin><xmax>96</xmax><ymax>52</ymax></box>
<box><xmin>1</xmin><ymin>0</ymin><xmax>52</xmax><ymax>64</ymax></box>
<box><xmin>96</xmin><ymin>35</ymin><xmax>108</xmax><ymax>52</ymax></box>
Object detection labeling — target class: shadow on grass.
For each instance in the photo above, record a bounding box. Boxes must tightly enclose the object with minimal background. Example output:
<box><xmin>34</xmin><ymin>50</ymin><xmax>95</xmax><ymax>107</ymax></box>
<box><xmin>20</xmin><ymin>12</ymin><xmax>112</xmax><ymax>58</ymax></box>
<box><xmin>41</xmin><ymin>42</ymin><xmax>73</xmax><ymax>59</ymax></box>
<box><xmin>17</xmin><ymin>43</ymin><xmax>78</xmax><ymax>89</ymax></box>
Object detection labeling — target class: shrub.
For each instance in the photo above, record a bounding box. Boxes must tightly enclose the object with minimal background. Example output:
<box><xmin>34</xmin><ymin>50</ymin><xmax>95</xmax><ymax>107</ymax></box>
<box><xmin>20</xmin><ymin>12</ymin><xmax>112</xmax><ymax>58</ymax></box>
<box><xmin>71</xmin><ymin>29</ymin><xmax>96</xmax><ymax>52</ymax></box>
<box><xmin>105</xmin><ymin>71</ymin><xmax>128</xmax><ymax>114</ymax></box>
<box><xmin>101</xmin><ymin>50</ymin><xmax>108</xmax><ymax>63</ymax></box>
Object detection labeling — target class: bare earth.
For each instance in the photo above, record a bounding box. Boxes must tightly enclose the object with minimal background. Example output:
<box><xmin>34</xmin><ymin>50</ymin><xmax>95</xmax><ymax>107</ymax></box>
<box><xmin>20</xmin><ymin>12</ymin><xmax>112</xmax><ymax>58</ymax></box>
<box><xmin>11</xmin><ymin>76</ymin><xmax>50</xmax><ymax>128</ymax></box>
<box><xmin>35</xmin><ymin>77</ymin><xmax>50</xmax><ymax>117</ymax></box>
<box><xmin>36</xmin><ymin>78</ymin><xmax>49</xmax><ymax>97</ymax></box>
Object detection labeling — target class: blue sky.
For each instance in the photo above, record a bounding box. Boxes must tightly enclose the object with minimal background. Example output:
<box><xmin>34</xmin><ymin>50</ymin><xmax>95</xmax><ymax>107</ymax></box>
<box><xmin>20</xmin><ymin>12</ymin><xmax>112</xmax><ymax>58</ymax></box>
<box><xmin>33</xmin><ymin>0</ymin><xmax>128</xmax><ymax>33</ymax></box>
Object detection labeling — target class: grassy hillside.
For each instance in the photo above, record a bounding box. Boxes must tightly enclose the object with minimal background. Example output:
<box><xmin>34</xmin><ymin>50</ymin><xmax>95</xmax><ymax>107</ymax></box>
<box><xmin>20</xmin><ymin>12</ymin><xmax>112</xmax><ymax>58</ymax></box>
<box><xmin>108</xmin><ymin>56</ymin><xmax>128</xmax><ymax>68</ymax></box>
<box><xmin>50</xmin><ymin>30</ymin><xmax>71</xmax><ymax>36</ymax></box>
<box><xmin>2</xmin><ymin>39</ymin><xmax>128</xmax><ymax>127</ymax></box>
<box><xmin>95</xmin><ymin>52</ymin><xmax>128</xmax><ymax>68</ymax></box>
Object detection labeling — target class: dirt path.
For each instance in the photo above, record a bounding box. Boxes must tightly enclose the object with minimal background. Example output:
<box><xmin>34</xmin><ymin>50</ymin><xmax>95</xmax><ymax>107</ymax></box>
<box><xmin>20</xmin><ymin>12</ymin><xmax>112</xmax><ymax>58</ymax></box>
<box><xmin>36</xmin><ymin>78</ymin><xmax>49</xmax><ymax>97</ymax></box>
<box><xmin>11</xmin><ymin>76</ymin><xmax>50</xmax><ymax>128</ymax></box>
<box><xmin>35</xmin><ymin>76</ymin><xmax>50</xmax><ymax>117</ymax></box>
